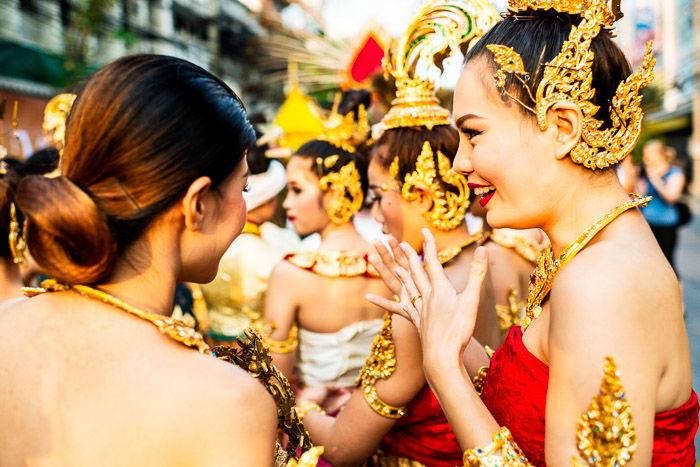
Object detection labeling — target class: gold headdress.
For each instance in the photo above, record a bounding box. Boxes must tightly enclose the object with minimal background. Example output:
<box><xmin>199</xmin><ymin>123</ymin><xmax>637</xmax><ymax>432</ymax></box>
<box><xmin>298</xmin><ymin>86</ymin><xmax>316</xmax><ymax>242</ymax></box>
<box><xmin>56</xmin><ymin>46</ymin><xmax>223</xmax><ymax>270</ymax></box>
<box><xmin>43</xmin><ymin>93</ymin><xmax>76</xmax><ymax>151</ymax></box>
<box><xmin>317</xmin><ymin>155</ymin><xmax>364</xmax><ymax>224</ymax></box>
<box><xmin>391</xmin><ymin>141</ymin><xmax>470</xmax><ymax>231</ymax></box>
<box><xmin>381</xmin><ymin>0</ymin><xmax>500</xmax><ymax>131</ymax></box>
<box><xmin>487</xmin><ymin>0</ymin><xmax>655</xmax><ymax>169</ymax></box>
<box><xmin>317</xmin><ymin>95</ymin><xmax>370</xmax><ymax>152</ymax></box>
<box><xmin>382</xmin><ymin>0</ymin><xmax>498</xmax><ymax>231</ymax></box>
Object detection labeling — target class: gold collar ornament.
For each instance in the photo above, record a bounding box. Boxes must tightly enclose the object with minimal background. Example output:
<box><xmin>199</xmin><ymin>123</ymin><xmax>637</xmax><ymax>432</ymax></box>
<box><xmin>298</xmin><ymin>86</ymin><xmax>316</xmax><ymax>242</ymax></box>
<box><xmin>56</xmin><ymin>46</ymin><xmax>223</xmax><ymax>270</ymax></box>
<box><xmin>285</xmin><ymin>250</ymin><xmax>379</xmax><ymax>278</ymax></box>
<box><xmin>23</xmin><ymin>280</ymin><xmax>319</xmax><ymax>466</ymax></box>
<box><xmin>317</xmin><ymin>95</ymin><xmax>370</xmax><ymax>153</ymax></box>
<box><xmin>524</xmin><ymin>195</ymin><xmax>651</xmax><ymax>329</ymax></box>
<box><xmin>487</xmin><ymin>0</ymin><xmax>656</xmax><ymax>170</ymax></box>
<box><xmin>390</xmin><ymin>141</ymin><xmax>471</xmax><ymax>231</ymax></box>
<box><xmin>381</xmin><ymin>0</ymin><xmax>500</xmax><ymax>131</ymax></box>
<box><xmin>317</xmin><ymin>155</ymin><xmax>364</xmax><ymax>225</ymax></box>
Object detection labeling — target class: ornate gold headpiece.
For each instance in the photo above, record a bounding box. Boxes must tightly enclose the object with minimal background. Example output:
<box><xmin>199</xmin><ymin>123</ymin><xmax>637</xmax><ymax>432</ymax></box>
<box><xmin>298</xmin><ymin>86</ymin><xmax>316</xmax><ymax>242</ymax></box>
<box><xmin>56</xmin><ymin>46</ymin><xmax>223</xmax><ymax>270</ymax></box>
<box><xmin>43</xmin><ymin>93</ymin><xmax>76</xmax><ymax>151</ymax></box>
<box><xmin>488</xmin><ymin>0</ymin><xmax>655</xmax><ymax>169</ymax></box>
<box><xmin>381</xmin><ymin>0</ymin><xmax>500</xmax><ymax>131</ymax></box>
<box><xmin>317</xmin><ymin>95</ymin><xmax>370</xmax><ymax>152</ymax></box>
<box><xmin>390</xmin><ymin>141</ymin><xmax>469</xmax><ymax>231</ymax></box>
<box><xmin>317</xmin><ymin>155</ymin><xmax>364</xmax><ymax>224</ymax></box>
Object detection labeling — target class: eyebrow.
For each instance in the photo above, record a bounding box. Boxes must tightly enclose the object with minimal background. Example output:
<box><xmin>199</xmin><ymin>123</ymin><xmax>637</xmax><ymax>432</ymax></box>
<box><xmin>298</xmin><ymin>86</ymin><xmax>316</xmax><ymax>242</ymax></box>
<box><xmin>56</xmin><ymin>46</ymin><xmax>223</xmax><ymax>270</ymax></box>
<box><xmin>455</xmin><ymin>114</ymin><xmax>484</xmax><ymax>126</ymax></box>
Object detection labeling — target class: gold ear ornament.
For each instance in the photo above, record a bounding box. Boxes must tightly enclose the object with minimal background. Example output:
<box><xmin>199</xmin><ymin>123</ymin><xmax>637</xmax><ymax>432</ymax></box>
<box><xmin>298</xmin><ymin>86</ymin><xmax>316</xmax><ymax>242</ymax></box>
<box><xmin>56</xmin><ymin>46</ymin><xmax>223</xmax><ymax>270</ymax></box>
<box><xmin>392</xmin><ymin>141</ymin><xmax>470</xmax><ymax>231</ymax></box>
<box><xmin>487</xmin><ymin>0</ymin><xmax>655</xmax><ymax>170</ymax></box>
<box><xmin>318</xmin><ymin>159</ymin><xmax>364</xmax><ymax>224</ymax></box>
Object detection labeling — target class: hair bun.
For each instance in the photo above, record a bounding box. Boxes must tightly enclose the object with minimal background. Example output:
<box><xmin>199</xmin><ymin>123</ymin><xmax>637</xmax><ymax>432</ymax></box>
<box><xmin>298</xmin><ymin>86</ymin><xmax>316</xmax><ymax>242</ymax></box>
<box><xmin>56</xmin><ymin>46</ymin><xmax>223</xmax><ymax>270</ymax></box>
<box><xmin>15</xmin><ymin>175</ymin><xmax>117</xmax><ymax>284</ymax></box>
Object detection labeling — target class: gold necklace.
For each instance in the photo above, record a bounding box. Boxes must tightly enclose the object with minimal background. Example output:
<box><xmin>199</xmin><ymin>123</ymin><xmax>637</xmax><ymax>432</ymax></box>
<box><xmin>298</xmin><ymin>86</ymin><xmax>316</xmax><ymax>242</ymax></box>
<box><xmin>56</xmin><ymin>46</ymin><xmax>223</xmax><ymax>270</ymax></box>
<box><xmin>523</xmin><ymin>195</ymin><xmax>651</xmax><ymax>329</ymax></box>
<box><xmin>437</xmin><ymin>231</ymin><xmax>484</xmax><ymax>265</ymax></box>
<box><xmin>24</xmin><ymin>279</ymin><xmax>211</xmax><ymax>354</ymax></box>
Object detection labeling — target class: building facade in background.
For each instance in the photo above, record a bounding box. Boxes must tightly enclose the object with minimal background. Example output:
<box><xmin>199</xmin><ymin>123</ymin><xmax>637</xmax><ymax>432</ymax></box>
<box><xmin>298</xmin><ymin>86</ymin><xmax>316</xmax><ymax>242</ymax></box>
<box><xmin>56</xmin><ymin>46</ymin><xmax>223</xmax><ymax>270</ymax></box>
<box><xmin>0</xmin><ymin>0</ymin><xmax>264</xmax><ymax>156</ymax></box>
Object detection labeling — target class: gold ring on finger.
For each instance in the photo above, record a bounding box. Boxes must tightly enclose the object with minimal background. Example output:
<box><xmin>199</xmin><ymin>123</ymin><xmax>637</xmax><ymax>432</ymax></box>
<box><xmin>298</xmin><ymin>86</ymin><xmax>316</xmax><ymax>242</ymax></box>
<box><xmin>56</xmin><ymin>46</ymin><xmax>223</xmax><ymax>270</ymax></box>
<box><xmin>410</xmin><ymin>295</ymin><xmax>422</xmax><ymax>306</ymax></box>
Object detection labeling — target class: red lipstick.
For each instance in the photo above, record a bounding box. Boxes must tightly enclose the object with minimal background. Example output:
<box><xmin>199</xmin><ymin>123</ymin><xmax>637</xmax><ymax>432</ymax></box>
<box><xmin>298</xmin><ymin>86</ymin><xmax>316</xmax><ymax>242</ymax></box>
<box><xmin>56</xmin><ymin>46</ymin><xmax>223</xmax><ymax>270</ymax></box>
<box><xmin>479</xmin><ymin>191</ymin><xmax>495</xmax><ymax>207</ymax></box>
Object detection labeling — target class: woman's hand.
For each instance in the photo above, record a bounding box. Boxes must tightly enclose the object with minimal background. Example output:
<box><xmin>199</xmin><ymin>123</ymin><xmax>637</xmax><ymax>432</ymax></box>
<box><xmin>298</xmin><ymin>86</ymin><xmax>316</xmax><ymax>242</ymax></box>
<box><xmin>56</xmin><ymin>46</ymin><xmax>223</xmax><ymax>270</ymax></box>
<box><xmin>366</xmin><ymin>229</ymin><xmax>489</xmax><ymax>375</ymax></box>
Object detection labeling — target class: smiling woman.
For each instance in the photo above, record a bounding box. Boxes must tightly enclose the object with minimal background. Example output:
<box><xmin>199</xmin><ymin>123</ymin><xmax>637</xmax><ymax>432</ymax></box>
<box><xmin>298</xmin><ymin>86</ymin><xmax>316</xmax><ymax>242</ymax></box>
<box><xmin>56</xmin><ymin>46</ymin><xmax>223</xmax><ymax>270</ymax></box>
<box><xmin>369</xmin><ymin>0</ymin><xmax>698</xmax><ymax>466</ymax></box>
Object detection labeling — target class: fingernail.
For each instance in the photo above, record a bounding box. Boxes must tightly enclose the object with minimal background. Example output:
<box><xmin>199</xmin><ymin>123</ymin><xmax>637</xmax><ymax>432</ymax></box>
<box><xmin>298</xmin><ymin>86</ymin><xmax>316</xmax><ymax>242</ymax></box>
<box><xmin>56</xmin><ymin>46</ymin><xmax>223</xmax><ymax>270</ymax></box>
<box><xmin>368</xmin><ymin>254</ymin><xmax>377</xmax><ymax>263</ymax></box>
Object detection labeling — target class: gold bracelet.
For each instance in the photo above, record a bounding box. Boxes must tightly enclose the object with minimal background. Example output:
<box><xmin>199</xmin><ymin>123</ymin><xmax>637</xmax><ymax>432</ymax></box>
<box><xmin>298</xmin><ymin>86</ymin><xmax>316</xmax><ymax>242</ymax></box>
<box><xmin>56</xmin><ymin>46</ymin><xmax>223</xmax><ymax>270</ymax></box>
<box><xmin>261</xmin><ymin>323</ymin><xmax>299</xmax><ymax>354</ymax></box>
<box><xmin>295</xmin><ymin>401</ymin><xmax>326</xmax><ymax>421</ymax></box>
<box><xmin>361</xmin><ymin>382</ymin><xmax>406</xmax><ymax>419</ymax></box>
<box><xmin>462</xmin><ymin>426</ymin><xmax>533</xmax><ymax>466</ymax></box>
<box><xmin>472</xmin><ymin>366</ymin><xmax>489</xmax><ymax>397</ymax></box>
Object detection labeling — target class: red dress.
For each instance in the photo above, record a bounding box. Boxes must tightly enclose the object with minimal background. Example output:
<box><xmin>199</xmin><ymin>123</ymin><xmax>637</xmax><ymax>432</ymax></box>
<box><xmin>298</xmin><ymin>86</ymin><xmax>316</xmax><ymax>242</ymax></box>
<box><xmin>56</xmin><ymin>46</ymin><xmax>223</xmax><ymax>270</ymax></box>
<box><xmin>482</xmin><ymin>326</ymin><xmax>699</xmax><ymax>466</ymax></box>
<box><xmin>376</xmin><ymin>385</ymin><xmax>464</xmax><ymax>466</ymax></box>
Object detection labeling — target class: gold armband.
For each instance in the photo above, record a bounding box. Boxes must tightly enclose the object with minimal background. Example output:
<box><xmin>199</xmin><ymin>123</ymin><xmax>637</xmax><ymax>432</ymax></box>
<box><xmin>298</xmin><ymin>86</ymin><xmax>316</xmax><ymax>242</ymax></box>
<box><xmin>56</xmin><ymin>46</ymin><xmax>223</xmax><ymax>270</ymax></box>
<box><xmin>260</xmin><ymin>322</ymin><xmax>299</xmax><ymax>354</ymax></box>
<box><xmin>472</xmin><ymin>366</ymin><xmax>489</xmax><ymax>397</ymax></box>
<box><xmin>462</xmin><ymin>426</ymin><xmax>533</xmax><ymax>466</ymax></box>
<box><xmin>295</xmin><ymin>401</ymin><xmax>326</xmax><ymax>421</ymax></box>
<box><xmin>355</xmin><ymin>312</ymin><xmax>407</xmax><ymax>419</ymax></box>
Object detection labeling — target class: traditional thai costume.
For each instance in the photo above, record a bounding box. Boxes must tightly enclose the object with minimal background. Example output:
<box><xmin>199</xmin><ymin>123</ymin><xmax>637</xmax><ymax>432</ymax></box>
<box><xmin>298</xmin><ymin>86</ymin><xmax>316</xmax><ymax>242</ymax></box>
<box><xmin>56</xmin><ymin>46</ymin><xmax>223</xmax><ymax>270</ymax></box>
<box><xmin>354</xmin><ymin>2</ymin><xmax>501</xmax><ymax>465</ymax></box>
<box><xmin>462</xmin><ymin>1</ymin><xmax>699</xmax><ymax>464</ymax></box>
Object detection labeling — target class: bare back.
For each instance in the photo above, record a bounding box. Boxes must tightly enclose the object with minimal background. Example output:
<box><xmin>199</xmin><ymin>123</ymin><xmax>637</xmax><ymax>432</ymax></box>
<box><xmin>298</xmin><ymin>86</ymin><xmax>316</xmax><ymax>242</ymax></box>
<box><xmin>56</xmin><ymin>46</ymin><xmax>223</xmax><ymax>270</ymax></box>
<box><xmin>0</xmin><ymin>292</ymin><xmax>276</xmax><ymax>467</ymax></box>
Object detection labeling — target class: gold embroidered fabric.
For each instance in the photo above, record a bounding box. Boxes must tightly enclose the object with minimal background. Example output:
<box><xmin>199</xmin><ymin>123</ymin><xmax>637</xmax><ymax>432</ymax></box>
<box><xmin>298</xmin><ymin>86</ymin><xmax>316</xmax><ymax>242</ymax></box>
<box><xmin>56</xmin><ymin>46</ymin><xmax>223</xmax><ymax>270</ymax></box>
<box><xmin>285</xmin><ymin>250</ymin><xmax>379</xmax><ymax>278</ymax></box>
<box><xmin>524</xmin><ymin>196</ymin><xmax>651</xmax><ymax>329</ymax></box>
<box><xmin>472</xmin><ymin>366</ymin><xmax>489</xmax><ymax>397</ymax></box>
<box><xmin>495</xmin><ymin>287</ymin><xmax>523</xmax><ymax>332</ymax></box>
<box><xmin>356</xmin><ymin>312</ymin><xmax>407</xmax><ymax>419</ymax></box>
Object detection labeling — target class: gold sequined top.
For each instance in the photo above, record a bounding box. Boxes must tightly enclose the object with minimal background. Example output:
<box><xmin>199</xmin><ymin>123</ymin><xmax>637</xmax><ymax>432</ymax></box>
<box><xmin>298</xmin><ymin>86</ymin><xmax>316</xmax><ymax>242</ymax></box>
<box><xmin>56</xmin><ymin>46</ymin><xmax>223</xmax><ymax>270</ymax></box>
<box><xmin>200</xmin><ymin>222</ymin><xmax>300</xmax><ymax>340</ymax></box>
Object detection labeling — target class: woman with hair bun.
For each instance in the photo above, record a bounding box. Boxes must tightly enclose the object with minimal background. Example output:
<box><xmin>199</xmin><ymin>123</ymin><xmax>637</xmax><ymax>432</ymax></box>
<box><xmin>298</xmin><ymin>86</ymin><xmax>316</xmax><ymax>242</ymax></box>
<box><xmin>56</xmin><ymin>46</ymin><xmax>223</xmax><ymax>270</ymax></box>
<box><xmin>370</xmin><ymin>1</ymin><xmax>698</xmax><ymax>465</ymax></box>
<box><xmin>263</xmin><ymin>90</ymin><xmax>389</xmax><ymax>392</ymax></box>
<box><xmin>0</xmin><ymin>55</ymin><xmax>304</xmax><ymax>465</ymax></box>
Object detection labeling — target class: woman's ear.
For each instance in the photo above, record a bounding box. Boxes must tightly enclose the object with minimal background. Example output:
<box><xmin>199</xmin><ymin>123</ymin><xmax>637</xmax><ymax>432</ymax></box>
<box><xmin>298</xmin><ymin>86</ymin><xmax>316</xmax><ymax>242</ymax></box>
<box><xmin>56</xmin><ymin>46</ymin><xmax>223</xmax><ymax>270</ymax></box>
<box><xmin>410</xmin><ymin>185</ymin><xmax>434</xmax><ymax>214</ymax></box>
<box><xmin>545</xmin><ymin>101</ymin><xmax>583</xmax><ymax>160</ymax></box>
<box><xmin>181</xmin><ymin>176</ymin><xmax>213</xmax><ymax>231</ymax></box>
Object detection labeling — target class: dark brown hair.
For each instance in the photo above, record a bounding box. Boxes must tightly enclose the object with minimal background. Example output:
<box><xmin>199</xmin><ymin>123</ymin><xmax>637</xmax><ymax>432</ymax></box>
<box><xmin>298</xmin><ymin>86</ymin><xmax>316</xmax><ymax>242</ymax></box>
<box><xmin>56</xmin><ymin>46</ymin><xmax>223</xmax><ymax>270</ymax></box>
<box><xmin>466</xmin><ymin>10</ymin><xmax>632</xmax><ymax>131</ymax></box>
<box><xmin>15</xmin><ymin>55</ymin><xmax>254</xmax><ymax>284</ymax></box>
<box><xmin>370</xmin><ymin>125</ymin><xmax>460</xmax><ymax>196</ymax></box>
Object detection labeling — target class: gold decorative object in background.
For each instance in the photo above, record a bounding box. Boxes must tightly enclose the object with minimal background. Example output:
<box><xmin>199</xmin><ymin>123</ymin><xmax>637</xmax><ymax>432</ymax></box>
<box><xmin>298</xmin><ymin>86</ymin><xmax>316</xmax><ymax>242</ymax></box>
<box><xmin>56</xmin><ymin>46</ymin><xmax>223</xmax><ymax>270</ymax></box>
<box><xmin>318</xmin><ymin>95</ymin><xmax>370</xmax><ymax>152</ymax></box>
<box><xmin>381</xmin><ymin>0</ymin><xmax>500</xmax><ymax>131</ymax></box>
<box><xmin>42</xmin><ymin>93</ymin><xmax>76</xmax><ymax>151</ymax></box>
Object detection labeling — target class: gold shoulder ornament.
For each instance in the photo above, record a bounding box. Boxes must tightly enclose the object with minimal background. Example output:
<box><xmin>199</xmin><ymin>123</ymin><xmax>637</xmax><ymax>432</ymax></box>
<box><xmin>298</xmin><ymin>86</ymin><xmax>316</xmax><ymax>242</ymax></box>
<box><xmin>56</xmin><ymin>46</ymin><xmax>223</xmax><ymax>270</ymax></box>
<box><xmin>487</xmin><ymin>0</ymin><xmax>655</xmax><ymax>170</ymax></box>
<box><xmin>317</xmin><ymin>155</ymin><xmax>364</xmax><ymax>225</ymax></box>
<box><xmin>355</xmin><ymin>311</ymin><xmax>407</xmax><ymax>418</ymax></box>
<box><xmin>285</xmin><ymin>250</ymin><xmax>379</xmax><ymax>278</ymax></box>
<box><xmin>462</xmin><ymin>356</ymin><xmax>636</xmax><ymax>466</ymax></box>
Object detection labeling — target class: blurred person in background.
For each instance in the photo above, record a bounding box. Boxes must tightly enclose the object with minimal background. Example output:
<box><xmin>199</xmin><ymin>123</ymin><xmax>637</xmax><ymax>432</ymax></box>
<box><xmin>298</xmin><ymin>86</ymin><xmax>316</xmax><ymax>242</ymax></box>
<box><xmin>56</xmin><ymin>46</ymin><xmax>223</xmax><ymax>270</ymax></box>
<box><xmin>638</xmin><ymin>139</ymin><xmax>687</xmax><ymax>271</ymax></box>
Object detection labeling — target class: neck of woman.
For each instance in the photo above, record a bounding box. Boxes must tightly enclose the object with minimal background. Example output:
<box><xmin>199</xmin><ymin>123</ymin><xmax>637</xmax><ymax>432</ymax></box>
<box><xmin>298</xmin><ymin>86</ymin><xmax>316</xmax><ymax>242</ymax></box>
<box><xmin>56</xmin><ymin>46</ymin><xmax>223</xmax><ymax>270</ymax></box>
<box><xmin>97</xmin><ymin>231</ymin><xmax>178</xmax><ymax>317</ymax></box>
<box><xmin>542</xmin><ymin>172</ymin><xmax>632</xmax><ymax>258</ymax></box>
<box><xmin>429</xmin><ymin>222</ymin><xmax>475</xmax><ymax>255</ymax></box>
<box><xmin>0</xmin><ymin>259</ymin><xmax>23</xmax><ymax>302</ymax></box>
<box><xmin>318</xmin><ymin>220</ymin><xmax>364</xmax><ymax>251</ymax></box>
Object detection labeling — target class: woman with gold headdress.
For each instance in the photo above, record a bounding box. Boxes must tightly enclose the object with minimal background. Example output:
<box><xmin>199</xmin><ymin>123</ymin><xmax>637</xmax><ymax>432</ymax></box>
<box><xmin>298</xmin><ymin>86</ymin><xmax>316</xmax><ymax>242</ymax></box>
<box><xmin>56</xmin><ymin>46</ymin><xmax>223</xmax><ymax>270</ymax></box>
<box><xmin>292</xmin><ymin>2</ymin><xmax>500</xmax><ymax>465</ymax></box>
<box><xmin>263</xmin><ymin>89</ymin><xmax>389</xmax><ymax>391</ymax></box>
<box><xmin>369</xmin><ymin>0</ymin><xmax>698</xmax><ymax>465</ymax></box>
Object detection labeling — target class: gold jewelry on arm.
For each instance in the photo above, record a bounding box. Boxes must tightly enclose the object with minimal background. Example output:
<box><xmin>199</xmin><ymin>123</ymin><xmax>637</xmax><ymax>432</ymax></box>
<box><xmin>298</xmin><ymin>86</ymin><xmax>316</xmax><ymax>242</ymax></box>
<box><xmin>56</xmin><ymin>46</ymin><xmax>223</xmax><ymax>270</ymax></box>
<box><xmin>472</xmin><ymin>366</ymin><xmax>490</xmax><ymax>397</ymax></box>
<box><xmin>259</xmin><ymin>322</ymin><xmax>299</xmax><ymax>354</ymax></box>
<box><xmin>462</xmin><ymin>426</ymin><xmax>533</xmax><ymax>466</ymax></box>
<box><xmin>295</xmin><ymin>401</ymin><xmax>326</xmax><ymax>421</ymax></box>
<box><xmin>355</xmin><ymin>312</ymin><xmax>407</xmax><ymax>419</ymax></box>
